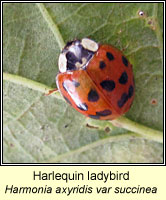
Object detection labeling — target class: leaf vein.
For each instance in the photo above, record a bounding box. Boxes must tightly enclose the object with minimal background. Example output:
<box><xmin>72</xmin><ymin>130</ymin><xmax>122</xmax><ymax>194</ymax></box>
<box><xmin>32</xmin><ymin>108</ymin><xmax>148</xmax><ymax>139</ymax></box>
<box><xmin>36</xmin><ymin>3</ymin><xmax>65</xmax><ymax>50</ymax></box>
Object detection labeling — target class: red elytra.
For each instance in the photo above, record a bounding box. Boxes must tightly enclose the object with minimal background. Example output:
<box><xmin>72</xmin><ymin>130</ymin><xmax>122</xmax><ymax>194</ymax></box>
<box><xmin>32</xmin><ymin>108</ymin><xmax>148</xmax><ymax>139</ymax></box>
<box><xmin>56</xmin><ymin>39</ymin><xmax>135</xmax><ymax>120</ymax></box>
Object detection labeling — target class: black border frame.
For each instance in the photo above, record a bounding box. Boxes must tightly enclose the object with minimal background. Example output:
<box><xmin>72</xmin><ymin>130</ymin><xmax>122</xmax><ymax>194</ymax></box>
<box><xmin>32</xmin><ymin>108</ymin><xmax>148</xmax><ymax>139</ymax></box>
<box><xmin>1</xmin><ymin>0</ymin><xmax>165</xmax><ymax>166</ymax></box>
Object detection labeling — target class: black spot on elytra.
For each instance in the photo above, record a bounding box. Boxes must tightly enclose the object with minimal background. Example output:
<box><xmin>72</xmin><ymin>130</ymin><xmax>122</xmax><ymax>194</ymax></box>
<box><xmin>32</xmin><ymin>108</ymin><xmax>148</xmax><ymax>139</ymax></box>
<box><xmin>88</xmin><ymin>115</ymin><xmax>100</xmax><ymax>119</ymax></box>
<box><xmin>96</xmin><ymin>109</ymin><xmax>112</xmax><ymax>116</ymax></box>
<box><xmin>77</xmin><ymin>103</ymin><xmax>88</xmax><ymax>111</ymax></box>
<box><xmin>99</xmin><ymin>61</ymin><xmax>106</xmax><ymax>69</ymax></box>
<box><xmin>122</xmin><ymin>56</ymin><xmax>128</xmax><ymax>67</ymax></box>
<box><xmin>119</xmin><ymin>71</ymin><xmax>128</xmax><ymax>84</ymax></box>
<box><xmin>88</xmin><ymin>89</ymin><xmax>99</xmax><ymax>102</ymax></box>
<box><xmin>100</xmin><ymin>80</ymin><xmax>115</xmax><ymax>92</ymax></box>
<box><xmin>63</xmin><ymin>96</ymin><xmax>72</xmax><ymax>105</ymax></box>
<box><xmin>117</xmin><ymin>93</ymin><xmax>128</xmax><ymax>108</ymax></box>
<box><xmin>128</xmin><ymin>85</ymin><xmax>134</xmax><ymax>98</ymax></box>
<box><xmin>106</xmin><ymin>52</ymin><xmax>114</xmax><ymax>61</ymax></box>
<box><xmin>72</xmin><ymin>80</ymin><xmax>80</xmax><ymax>87</ymax></box>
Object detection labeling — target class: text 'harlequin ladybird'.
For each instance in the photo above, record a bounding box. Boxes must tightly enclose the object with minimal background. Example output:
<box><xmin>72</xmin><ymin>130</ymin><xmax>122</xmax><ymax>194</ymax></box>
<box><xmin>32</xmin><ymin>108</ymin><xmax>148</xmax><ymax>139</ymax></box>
<box><xmin>56</xmin><ymin>38</ymin><xmax>135</xmax><ymax>120</ymax></box>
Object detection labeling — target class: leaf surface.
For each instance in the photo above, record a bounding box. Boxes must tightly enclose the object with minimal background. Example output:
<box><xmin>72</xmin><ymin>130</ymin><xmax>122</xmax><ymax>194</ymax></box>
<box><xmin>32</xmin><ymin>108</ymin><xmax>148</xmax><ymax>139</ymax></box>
<box><xmin>3</xmin><ymin>3</ymin><xmax>163</xmax><ymax>163</ymax></box>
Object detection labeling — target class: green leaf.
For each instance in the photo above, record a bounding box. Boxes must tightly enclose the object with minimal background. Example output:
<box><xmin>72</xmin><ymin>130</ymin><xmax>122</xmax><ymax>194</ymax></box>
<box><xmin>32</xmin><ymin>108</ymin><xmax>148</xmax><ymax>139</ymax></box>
<box><xmin>3</xmin><ymin>3</ymin><xmax>163</xmax><ymax>163</ymax></box>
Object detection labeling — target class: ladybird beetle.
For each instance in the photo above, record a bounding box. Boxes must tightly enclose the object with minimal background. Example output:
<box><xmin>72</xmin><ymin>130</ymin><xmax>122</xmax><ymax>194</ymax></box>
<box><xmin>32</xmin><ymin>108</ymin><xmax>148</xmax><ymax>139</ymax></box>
<box><xmin>56</xmin><ymin>38</ymin><xmax>135</xmax><ymax>120</ymax></box>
